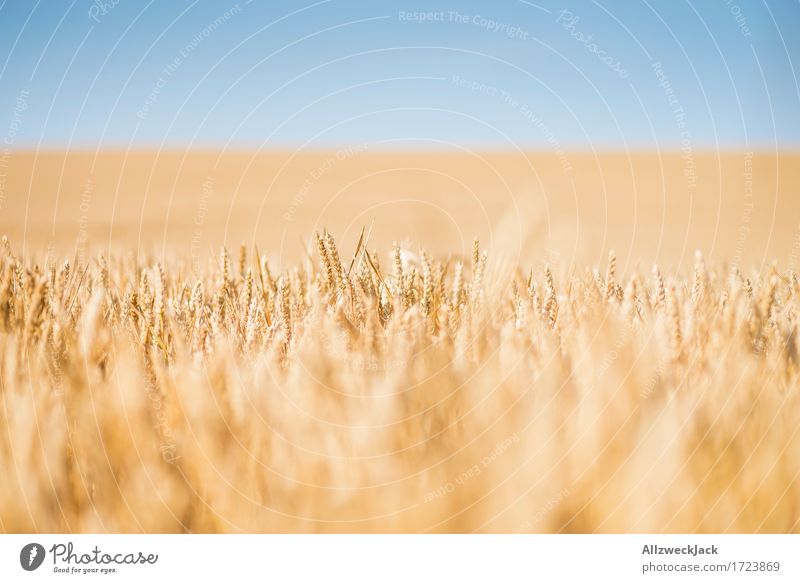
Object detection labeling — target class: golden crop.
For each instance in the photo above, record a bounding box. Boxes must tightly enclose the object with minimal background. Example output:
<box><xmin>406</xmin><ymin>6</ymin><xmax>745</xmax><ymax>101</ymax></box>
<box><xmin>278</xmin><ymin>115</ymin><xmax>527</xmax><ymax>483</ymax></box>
<box><xmin>1</xmin><ymin>233</ymin><xmax>798</xmax><ymax>533</ymax></box>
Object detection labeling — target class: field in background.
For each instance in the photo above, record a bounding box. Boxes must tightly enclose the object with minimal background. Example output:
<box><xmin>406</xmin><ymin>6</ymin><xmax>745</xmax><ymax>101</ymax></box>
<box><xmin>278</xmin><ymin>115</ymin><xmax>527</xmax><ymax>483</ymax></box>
<box><xmin>2</xmin><ymin>150</ymin><xmax>799</xmax><ymax>272</ymax></box>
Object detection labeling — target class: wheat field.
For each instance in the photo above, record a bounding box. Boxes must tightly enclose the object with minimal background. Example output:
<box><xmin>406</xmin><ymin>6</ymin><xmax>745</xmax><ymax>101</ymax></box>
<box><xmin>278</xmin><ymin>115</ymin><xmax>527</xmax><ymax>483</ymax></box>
<box><xmin>0</xmin><ymin>229</ymin><xmax>798</xmax><ymax>533</ymax></box>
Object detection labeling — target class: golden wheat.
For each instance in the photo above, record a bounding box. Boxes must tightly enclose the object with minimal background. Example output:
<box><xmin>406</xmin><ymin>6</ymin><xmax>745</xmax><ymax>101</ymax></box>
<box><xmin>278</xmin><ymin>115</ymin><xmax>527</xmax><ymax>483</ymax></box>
<box><xmin>0</xmin><ymin>233</ymin><xmax>798</xmax><ymax>533</ymax></box>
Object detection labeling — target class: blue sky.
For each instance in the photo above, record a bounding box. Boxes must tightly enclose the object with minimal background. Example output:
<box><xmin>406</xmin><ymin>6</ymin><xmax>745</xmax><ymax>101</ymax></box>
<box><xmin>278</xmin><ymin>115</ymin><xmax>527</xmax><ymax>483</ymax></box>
<box><xmin>1</xmin><ymin>0</ymin><xmax>798</xmax><ymax>149</ymax></box>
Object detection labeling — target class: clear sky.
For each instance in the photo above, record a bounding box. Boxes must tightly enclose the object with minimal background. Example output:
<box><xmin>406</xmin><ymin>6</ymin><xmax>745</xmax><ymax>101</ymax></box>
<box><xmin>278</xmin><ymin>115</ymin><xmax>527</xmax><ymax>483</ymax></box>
<box><xmin>1</xmin><ymin>0</ymin><xmax>798</xmax><ymax>150</ymax></box>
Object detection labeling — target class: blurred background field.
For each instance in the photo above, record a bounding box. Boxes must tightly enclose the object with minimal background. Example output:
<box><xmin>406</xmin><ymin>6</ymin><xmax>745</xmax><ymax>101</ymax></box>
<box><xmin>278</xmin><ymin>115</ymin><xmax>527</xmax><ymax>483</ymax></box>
<box><xmin>2</xmin><ymin>149</ymin><xmax>798</xmax><ymax>272</ymax></box>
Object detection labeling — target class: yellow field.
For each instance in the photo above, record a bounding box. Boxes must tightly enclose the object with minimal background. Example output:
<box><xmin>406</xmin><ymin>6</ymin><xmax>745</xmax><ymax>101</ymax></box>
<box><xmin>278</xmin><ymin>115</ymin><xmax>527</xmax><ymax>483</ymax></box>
<box><xmin>2</xmin><ymin>150</ymin><xmax>799</xmax><ymax>269</ymax></box>
<box><xmin>0</xmin><ymin>150</ymin><xmax>798</xmax><ymax>533</ymax></box>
